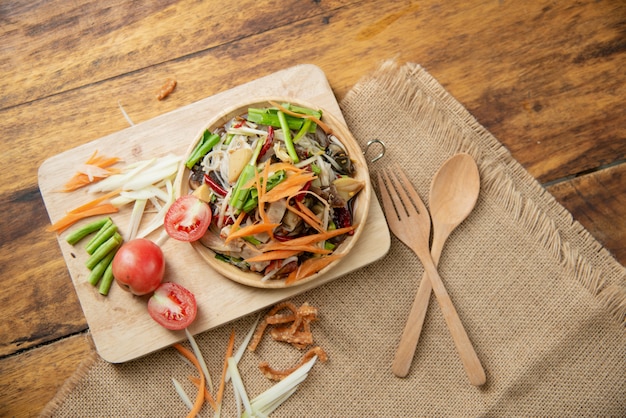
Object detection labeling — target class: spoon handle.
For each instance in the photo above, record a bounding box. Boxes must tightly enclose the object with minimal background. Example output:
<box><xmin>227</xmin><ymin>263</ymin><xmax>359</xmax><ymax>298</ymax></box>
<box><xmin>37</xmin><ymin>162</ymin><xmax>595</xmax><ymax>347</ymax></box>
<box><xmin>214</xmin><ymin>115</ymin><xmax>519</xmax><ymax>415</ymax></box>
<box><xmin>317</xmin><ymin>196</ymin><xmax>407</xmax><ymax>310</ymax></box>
<box><xmin>420</xmin><ymin>252</ymin><xmax>486</xmax><ymax>386</ymax></box>
<box><xmin>392</xmin><ymin>229</ymin><xmax>445</xmax><ymax>378</ymax></box>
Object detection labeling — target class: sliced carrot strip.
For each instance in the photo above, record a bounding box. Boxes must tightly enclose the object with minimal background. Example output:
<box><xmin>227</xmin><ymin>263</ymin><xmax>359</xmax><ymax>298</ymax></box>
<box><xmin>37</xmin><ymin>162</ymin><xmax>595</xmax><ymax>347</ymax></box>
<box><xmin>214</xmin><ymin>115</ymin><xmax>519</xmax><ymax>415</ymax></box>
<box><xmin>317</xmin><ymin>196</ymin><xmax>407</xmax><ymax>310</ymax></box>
<box><xmin>225</xmin><ymin>222</ymin><xmax>280</xmax><ymax>243</ymax></box>
<box><xmin>260</xmin><ymin>172</ymin><xmax>316</xmax><ymax>203</ymax></box>
<box><xmin>215</xmin><ymin>330</ymin><xmax>236</xmax><ymax>408</ymax></box>
<box><xmin>230</xmin><ymin>211</ymin><xmax>246</xmax><ymax>233</ymax></box>
<box><xmin>260</xmin><ymin>243</ymin><xmax>331</xmax><ymax>255</ymax></box>
<box><xmin>245</xmin><ymin>250</ymin><xmax>301</xmax><ymax>263</ymax></box>
<box><xmin>173</xmin><ymin>343</ymin><xmax>205</xmax><ymax>418</ymax></box>
<box><xmin>68</xmin><ymin>189</ymin><xmax>121</xmax><ymax>214</ymax></box>
<box><xmin>286</xmin><ymin>203</ymin><xmax>324</xmax><ymax>233</ymax></box>
<box><xmin>271</xmin><ymin>225</ymin><xmax>356</xmax><ymax>248</ymax></box>
<box><xmin>267</xmin><ymin>161</ymin><xmax>307</xmax><ymax>174</ymax></box>
<box><xmin>296</xmin><ymin>200</ymin><xmax>322</xmax><ymax>226</ymax></box>
<box><xmin>188</xmin><ymin>376</ymin><xmax>217</xmax><ymax>412</ymax></box>
<box><xmin>47</xmin><ymin>203</ymin><xmax>119</xmax><ymax>233</ymax></box>
<box><xmin>285</xmin><ymin>254</ymin><xmax>344</xmax><ymax>284</ymax></box>
<box><xmin>61</xmin><ymin>151</ymin><xmax>121</xmax><ymax>192</ymax></box>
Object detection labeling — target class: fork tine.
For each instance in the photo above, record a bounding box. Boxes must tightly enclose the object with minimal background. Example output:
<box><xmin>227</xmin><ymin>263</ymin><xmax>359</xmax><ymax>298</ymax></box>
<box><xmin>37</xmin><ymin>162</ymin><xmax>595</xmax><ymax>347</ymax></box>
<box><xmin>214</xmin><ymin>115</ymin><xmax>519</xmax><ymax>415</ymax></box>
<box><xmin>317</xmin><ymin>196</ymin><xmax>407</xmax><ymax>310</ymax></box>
<box><xmin>386</xmin><ymin>169</ymin><xmax>417</xmax><ymax>219</ymax></box>
<box><xmin>394</xmin><ymin>165</ymin><xmax>429</xmax><ymax>216</ymax></box>
<box><xmin>376</xmin><ymin>171</ymin><xmax>398</xmax><ymax>221</ymax></box>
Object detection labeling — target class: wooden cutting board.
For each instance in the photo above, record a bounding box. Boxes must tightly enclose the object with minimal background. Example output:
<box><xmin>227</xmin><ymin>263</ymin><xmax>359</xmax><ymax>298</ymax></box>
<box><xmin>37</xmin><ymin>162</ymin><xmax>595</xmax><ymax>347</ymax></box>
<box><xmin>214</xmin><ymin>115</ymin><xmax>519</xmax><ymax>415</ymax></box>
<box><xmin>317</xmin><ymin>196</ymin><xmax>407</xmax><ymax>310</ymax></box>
<box><xmin>38</xmin><ymin>64</ymin><xmax>391</xmax><ymax>363</ymax></box>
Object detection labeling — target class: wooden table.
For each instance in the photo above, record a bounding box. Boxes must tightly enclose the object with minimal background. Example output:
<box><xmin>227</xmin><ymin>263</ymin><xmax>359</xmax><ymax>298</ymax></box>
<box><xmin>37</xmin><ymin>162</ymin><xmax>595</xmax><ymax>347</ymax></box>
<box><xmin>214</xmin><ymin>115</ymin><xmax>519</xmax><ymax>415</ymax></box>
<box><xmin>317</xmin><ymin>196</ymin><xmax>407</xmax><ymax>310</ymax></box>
<box><xmin>1</xmin><ymin>1</ymin><xmax>624</xmax><ymax>416</ymax></box>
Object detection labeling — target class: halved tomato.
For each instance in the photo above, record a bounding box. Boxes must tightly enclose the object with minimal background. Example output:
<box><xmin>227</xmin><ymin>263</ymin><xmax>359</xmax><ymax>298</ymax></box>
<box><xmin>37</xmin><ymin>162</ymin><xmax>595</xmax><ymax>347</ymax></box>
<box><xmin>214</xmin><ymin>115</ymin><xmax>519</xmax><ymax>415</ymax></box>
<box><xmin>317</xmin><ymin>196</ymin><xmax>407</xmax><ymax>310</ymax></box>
<box><xmin>164</xmin><ymin>195</ymin><xmax>211</xmax><ymax>241</ymax></box>
<box><xmin>147</xmin><ymin>282</ymin><xmax>197</xmax><ymax>330</ymax></box>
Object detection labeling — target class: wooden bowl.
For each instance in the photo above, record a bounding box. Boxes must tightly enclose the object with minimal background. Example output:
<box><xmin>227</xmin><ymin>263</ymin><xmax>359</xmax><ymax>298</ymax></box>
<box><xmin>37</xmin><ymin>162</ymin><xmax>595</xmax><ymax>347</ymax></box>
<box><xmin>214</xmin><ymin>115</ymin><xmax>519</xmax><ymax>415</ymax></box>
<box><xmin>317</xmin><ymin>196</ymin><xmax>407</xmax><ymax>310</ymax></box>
<box><xmin>174</xmin><ymin>98</ymin><xmax>371</xmax><ymax>288</ymax></box>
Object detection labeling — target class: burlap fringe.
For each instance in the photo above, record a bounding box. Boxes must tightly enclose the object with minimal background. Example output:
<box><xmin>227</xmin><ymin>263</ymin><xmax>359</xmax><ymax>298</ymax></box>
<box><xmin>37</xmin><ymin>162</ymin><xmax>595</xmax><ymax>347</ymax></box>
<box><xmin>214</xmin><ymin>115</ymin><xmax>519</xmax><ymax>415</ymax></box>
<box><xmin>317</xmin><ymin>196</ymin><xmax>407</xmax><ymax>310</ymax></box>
<box><xmin>345</xmin><ymin>60</ymin><xmax>626</xmax><ymax>327</ymax></box>
<box><xmin>38</xmin><ymin>333</ymin><xmax>99</xmax><ymax>418</ymax></box>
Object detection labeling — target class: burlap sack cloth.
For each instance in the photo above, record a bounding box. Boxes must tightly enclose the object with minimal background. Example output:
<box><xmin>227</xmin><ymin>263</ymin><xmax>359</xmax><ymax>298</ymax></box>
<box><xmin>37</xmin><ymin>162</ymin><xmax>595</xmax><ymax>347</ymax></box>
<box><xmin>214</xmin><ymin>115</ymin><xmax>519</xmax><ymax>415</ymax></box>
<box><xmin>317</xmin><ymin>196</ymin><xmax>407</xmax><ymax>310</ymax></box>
<box><xmin>42</xmin><ymin>61</ymin><xmax>626</xmax><ymax>417</ymax></box>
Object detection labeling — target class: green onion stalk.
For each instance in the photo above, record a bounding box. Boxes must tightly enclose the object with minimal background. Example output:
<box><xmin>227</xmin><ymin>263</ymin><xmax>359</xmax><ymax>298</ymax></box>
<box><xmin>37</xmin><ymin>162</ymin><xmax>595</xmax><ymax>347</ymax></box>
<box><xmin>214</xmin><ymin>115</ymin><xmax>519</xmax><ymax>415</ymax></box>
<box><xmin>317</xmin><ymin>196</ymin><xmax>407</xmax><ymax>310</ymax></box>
<box><xmin>277</xmin><ymin>110</ymin><xmax>299</xmax><ymax>163</ymax></box>
<box><xmin>185</xmin><ymin>130</ymin><xmax>221</xmax><ymax>169</ymax></box>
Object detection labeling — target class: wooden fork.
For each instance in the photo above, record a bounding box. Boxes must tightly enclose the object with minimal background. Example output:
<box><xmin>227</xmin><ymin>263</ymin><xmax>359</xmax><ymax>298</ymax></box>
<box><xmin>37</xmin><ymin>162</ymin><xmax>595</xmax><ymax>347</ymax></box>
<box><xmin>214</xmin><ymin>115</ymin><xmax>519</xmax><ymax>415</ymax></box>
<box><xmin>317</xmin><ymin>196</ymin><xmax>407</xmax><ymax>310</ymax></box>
<box><xmin>377</xmin><ymin>166</ymin><xmax>486</xmax><ymax>386</ymax></box>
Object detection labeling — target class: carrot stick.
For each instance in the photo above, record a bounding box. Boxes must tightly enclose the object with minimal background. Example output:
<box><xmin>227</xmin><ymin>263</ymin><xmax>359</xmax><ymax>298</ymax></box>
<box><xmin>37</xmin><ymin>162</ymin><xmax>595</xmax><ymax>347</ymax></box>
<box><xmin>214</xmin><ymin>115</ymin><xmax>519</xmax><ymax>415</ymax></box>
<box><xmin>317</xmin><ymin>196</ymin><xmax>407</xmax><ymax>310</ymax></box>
<box><xmin>286</xmin><ymin>203</ymin><xmax>324</xmax><ymax>233</ymax></box>
<box><xmin>267</xmin><ymin>161</ymin><xmax>307</xmax><ymax>174</ymax></box>
<box><xmin>216</xmin><ymin>330</ymin><xmax>236</xmax><ymax>408</ymax></box>
<box><xmin>173</xmin><ymin>343</ymin><xmax>205</xmax><ymax>418</ymax></box>
<box><xmin>245</xmin><ymin>250</ymin><xmax>301</xmax><ymax>263</ymax></box>
<box><xmin>285</xmin><ymin>254</ymin><xmax>344</xmax><ymax>284</ymax></box>
<box><xmin>61</xmin><ymin>151</ymin><xmax>121</xmax><ymax>192</ymax></box>
<box><xmin>47</xmin><ymin>203</ymin><xmax>119</xmax><ymax>233</ymax></box>
<box><xmin>230</xmin><ymin>211</ymin><xmax>246</xmax><ymax>233</ymax></box>
<box><xmin>296</xmin><ymin>200</ymin><xmax>322</xmax><ymax>226</ymax></box>
<box><xmin>225</xmin><ymin>222</ymin><xmax>280</xmax><ymax>243</ymax></box>
<box><xmin>270</xmin><ymin>225</ymin><xmax>356</xmax><ymax>248</ymax></box>
<box><xmin>259</xmin><ymin>243</ymin><xmax>332</xmax><ymax>255</ymax></box>
<box><xmin>68</xmin><ymin>189</ymin><xmax>121</xmax><ymax>214</ymax></box>
<box><xmin>260</xmin><ymin>172</ymin><xmax>316</xmax><ymax>203</ymax></box>
<box><xmin>188</xmin><ymin>376</ymin><xmax>217</xmax><ymax>411</ymax></box>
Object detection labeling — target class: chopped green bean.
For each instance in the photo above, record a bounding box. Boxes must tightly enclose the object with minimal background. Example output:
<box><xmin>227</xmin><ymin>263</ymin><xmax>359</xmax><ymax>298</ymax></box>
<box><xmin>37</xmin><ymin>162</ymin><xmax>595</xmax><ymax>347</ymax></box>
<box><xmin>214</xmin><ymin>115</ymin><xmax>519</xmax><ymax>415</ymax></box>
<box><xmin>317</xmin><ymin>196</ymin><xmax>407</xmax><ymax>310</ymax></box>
<box><xmin>86</xmin><ymin>232</ymin><xmax>122</xmax><ymax>270</ymax></box>
<box><xmin>86</xmin><ymin>223</ymin><xmax>117</xmax><ymax>255</ymax></box>
<box><xmin>98</xmin><ymin>255</ymin><xmax>116</xmax><ymax>295</ymax></box>
<box><xmin>87</xmin><ymin>248</ymin><xmax>117</xmax><ymax>286</ymax></box>
<box><xmin>65</xmin><ymin>217</ymin><xmax>110</xmax><ymax>245</ymax></box>
<box><xmin>86</xmin><ymin>218</ymin><xmax>113</xmax><ymax>248</ymax></box>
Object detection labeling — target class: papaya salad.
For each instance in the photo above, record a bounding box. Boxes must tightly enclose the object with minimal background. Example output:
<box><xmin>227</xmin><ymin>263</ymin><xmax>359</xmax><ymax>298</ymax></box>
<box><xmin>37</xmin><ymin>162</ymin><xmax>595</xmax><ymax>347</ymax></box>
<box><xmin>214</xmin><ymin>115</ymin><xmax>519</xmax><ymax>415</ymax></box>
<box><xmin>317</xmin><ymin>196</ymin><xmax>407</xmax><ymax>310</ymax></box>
<box><xmin>172</xmin><ymin>101</ymin><xmax>366</xmax><ymax>284</ymax></box>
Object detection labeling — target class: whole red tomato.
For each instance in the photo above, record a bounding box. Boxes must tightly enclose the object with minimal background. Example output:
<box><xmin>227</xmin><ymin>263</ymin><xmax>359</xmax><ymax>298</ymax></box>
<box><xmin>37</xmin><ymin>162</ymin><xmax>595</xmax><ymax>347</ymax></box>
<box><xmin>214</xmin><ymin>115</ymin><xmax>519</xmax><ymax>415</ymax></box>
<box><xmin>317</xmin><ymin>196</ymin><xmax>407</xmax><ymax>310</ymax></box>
<box><xmin>112</xmin><ymin>238</ymin><xmax>165</xmax><ymax>295</ymax></box>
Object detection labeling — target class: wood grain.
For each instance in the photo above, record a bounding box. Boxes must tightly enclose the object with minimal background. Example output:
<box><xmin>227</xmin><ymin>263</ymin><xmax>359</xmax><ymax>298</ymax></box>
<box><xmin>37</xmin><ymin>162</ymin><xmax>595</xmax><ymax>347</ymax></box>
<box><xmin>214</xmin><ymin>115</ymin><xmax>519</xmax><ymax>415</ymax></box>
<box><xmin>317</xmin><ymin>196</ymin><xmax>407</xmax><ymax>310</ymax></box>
<box><xmin>0</xmin><ymin>333</ymin><xmax>94</xmax><ymax>418</ymax></box>
<box><xmin>548</xmin><ymin>163</ymin><xmax>626</xmax><ymax>263</ymax></box>
<box><xmin>1</xmin><ymin>0</ymin><xmax>624</xmax><ymax>415</ymax></box>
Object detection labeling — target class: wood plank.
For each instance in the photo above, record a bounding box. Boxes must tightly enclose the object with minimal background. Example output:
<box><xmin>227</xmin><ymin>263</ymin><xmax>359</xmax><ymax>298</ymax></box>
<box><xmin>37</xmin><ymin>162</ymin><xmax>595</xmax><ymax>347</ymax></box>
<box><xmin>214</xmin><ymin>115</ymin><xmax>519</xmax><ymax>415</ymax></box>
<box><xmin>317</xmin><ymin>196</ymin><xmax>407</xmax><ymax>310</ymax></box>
<box><xmin>547</xmin><ymin>163</ymin><xmax>626</xmax><ymax>265</ymax></box>
<box><xmin>0</xmin><ymin>334</ymin><xmax>94</xmax><ymax>418</ymax></box>
<box><xmin>416</xmin><ymin>1</ymin><xmax>626</xmax><ymax>183</ymax></box>
<box><xmin>0</xmin><ymin>186</ymin><xmax>87</xmax><ymax>357</ymax></box>
<box><xmin>0</xmin><ymin>0</ymin><xmax>350</xmax><ymax>109</ymax></box>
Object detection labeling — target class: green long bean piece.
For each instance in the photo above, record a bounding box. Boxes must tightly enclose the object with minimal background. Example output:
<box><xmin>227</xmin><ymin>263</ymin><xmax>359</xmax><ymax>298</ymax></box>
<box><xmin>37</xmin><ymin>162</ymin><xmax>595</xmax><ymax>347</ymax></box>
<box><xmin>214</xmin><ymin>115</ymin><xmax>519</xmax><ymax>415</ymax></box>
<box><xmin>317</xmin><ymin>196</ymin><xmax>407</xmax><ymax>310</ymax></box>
<box><xmin>86</xmin><ymin>232</ymin><xmax>122</xmax><ymax>270</ymax></box>
<box><xmin>85</xmin><ymin>218</ymin><xmax>113</xmax><ymax>249</ymax></box>
<box><xmin>65</xmin><ymin>217</ymin><xmax>110</xmax><ymax>245</ymax></box>
<box><xmin>86</xmin><ymin>223</ymin><xmax>117</xmax><ymax>255</ymax></box>
<box><xmin>87</xmin><ymin>248</ymin><xmax>117</xmax><ymax>286</ymax></box>
<box><xmin>98</xmin><ymin>256</ymin><xmax>117</xmax><ymax>295</ymax></box>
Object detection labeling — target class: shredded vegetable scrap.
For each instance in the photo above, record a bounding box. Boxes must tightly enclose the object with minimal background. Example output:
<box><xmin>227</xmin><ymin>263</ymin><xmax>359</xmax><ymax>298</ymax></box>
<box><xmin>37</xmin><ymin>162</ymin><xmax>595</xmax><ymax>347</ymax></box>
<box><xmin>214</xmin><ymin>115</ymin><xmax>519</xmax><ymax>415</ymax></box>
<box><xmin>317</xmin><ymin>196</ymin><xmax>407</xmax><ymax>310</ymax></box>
<box><xmin>186</xmin><ymin>102</ymin><xmax>364</xmax><ymax>283</ymax></box>
<box><xmin>60</xmin><ymin>150</ymin><xmax>121</xmax><ymax>192</ymax></box>
<box><xmin>173</xmin><ymin>343</ymin><xmax>206</xmax><ymax>418</ymax></box>
<box><xmin>157</xmin><ymin>78</ymin><xmax>177</xmax><ymax>100</ymax></box>
<box><xmin>215</xmin><ymin>330</ymin><xmax>236</xmax><ymax>415</ymax></box>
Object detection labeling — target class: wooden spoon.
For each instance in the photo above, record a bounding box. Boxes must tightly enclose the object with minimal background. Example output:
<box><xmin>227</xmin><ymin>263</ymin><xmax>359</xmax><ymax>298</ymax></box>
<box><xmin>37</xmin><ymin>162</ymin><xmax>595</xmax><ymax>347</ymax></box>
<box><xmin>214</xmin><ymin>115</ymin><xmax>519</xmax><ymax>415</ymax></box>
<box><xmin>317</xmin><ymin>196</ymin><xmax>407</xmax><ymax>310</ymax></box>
<box><xmin>392</xmin><ymin>153</ymin><xmax>482</xmax><ymax>381</ymax></box>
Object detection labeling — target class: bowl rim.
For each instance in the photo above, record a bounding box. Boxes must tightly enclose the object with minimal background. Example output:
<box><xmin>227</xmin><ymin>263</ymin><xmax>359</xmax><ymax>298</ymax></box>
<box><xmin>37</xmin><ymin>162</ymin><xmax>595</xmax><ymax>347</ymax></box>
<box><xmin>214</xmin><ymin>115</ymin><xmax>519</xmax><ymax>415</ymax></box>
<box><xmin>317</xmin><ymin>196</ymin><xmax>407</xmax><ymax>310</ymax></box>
<box><xmin>174</xmin><ymin>96</ymin><xmax>371</xmax><ymax>289</ymax></box>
